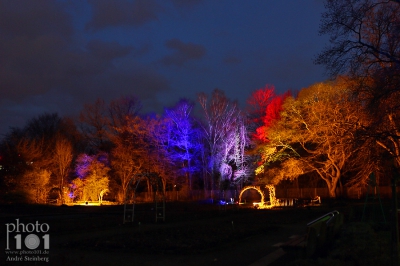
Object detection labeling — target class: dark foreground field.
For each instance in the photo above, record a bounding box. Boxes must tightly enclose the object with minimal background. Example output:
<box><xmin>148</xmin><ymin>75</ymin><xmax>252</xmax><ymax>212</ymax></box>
<box><xmin>0</xmin><ymin>200</ymin><xmax>395</xmax><ymax>266</ymax></box>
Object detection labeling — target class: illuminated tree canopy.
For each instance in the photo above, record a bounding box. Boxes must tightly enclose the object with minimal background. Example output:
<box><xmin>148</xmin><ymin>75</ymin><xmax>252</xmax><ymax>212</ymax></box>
<box><xmin>164</xmin><ymin>99</ymin><xmax>201</xmax><ymax>190</ymax></box>
<box><xmin>0</xmin><ymin>0</ymin><xmax>399</xmax><ymax>204</ymax></box>
<box><xmin>256</xmin><ymin>80</ymin><xmax>372</xmax><ymax>198</ymax></box>
<box><xmin>73</xmin><ymin>153</ymin><xmax>110</xmax><ymax>203</ymax></box>
<box><xmin>198</xmin><ymin>89</ymin><xmax>251</xmax><ymax>190</ymax></box>
<box><xmin>315</xmin><ymin>0</ymin><xmax>400</xmax><ymax>198</ymax></box>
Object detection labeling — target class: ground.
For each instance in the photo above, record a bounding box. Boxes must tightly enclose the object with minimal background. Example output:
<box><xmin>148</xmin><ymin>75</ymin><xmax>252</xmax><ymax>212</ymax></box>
<box><xmin>0</xmin><ymin>200</ymin><xmax>395</xmax><ymax>266</ymax></box>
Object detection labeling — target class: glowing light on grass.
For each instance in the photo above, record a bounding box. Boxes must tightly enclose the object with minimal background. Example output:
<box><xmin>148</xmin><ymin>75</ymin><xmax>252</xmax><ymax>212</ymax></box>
<box><xmin>75</xmin><ymin>201</ymin><xmax>101</xmax><ymax>206</ymax></box>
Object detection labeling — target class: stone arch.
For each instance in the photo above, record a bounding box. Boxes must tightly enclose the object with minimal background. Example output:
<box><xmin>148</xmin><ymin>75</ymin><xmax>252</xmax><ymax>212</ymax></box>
<box><xmin>123</xmin><ymin>172</ymin><xmax>165</xmax><ymax>224</ymax></box>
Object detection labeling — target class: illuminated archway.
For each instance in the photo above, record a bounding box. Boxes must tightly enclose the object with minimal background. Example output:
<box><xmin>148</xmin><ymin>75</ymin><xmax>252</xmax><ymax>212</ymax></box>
<box><xmin>238</xmin><ymin>185</ymin><xmax>277</xmax><ymax>209</ymax></box>
<box><xmin>238</xmin><ymin>186</ymin><xmax>265</xmax><ymax>205</ymax></box>
<box><xmin>266</xmin><ymin>185</ymin><xmax>277</xmax><ymax>206</ymax></box>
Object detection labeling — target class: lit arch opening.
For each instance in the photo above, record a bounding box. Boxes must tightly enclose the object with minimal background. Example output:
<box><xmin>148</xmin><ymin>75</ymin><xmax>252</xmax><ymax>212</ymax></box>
<box><xmin>238</xmin><ymin>185</ymin><xmax>277</xmax><ymax>209</ymax></box>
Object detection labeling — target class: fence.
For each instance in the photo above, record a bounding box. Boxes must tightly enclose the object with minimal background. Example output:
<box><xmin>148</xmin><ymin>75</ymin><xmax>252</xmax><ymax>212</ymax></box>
<box><xmin>130</xmin><ymin>186</ymin><xmax>400</xmax><ymax>203</ymax></box>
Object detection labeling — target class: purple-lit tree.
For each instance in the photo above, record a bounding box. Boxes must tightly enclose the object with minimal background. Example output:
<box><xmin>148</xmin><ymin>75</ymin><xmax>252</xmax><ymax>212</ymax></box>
<box><xmin>164</xmin><ymin>99</ymin><xmax>202</xmax><ymax>190</ymax></box>
<box><xmin>198</xmin><ymin>89</ymin><xmax>250</xmax><ymax>191</ymax></box>
<box><xmin>73</xmin><ymin>153</ymin><xmax>110</xmax><ymax>202</ymax></box>
<box><xmin>232</xmin><ymin>115</ymin><xmax>252</xmax><ymax>184</ymax></box>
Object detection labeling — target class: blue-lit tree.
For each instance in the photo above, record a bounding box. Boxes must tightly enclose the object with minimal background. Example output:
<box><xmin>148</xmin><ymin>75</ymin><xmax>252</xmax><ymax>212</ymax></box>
<box><xmin>164</xmin><ymin>99</ymin><xmax>202</xmax><ymax>190</ymax></box>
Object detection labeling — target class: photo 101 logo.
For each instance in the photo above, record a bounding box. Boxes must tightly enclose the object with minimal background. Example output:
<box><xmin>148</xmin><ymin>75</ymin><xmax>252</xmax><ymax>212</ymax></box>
<box><xmin>5</xmin><ymin>219</ymin><xmax>50</xmax><ymax>251</ymax></box>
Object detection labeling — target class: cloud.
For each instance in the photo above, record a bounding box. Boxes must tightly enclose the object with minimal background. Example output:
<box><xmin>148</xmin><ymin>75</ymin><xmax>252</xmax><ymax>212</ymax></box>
<box><xmin>92</xmin><ymin>65</ymin><xmax>171</xmax><ymax>100</ymax></box>
<box><xmin>86</xmin><ymin>0</ymin><xmax>163</xmax><ymax>31</ymax></box>
<box><xmin>0</xmin><ymin>35</ymin><xmax>135</xmax><ymax>100</ymax></box>
<box><xmin>0</xmin><ymin>0</ymin><xmax>74</xmax><ymax>101</ymax></box>
<box><xmin>0</xmin><ymin>0</ymin><xmax>73</xmax><ymax>37</ymax></box>
<box><xmin>86</xmin><ymin>39</ymin><xmax>133</xmax><ymax>66</ymax></box>
<box><xmin>161</xmin><ymin>38</ymin><xmax>206</xmax><ymax>66</ymax></box>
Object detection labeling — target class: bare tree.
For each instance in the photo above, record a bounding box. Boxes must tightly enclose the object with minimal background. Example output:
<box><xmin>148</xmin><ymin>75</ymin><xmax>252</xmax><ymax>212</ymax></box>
<box><xmin>107</xmin><ymin>96</ymin><xmax>142</xmax><ymax>201</ymax></box>
<box><xmin>164</xmin><ymin>99</ymin><xmax>201</xmax><ymax>190</ymax></box>
<box><xmin>108</xmin><ymin>95</ymin><xmax>142</xmax><ymax>131</ymax></box>
<box><xmin>79</xmin><ymin>98</ymin><xmax>111</xmax><ymax>153</ymax></box>
<box><xmin>316</xmin><ymin>0</ymin><xmax>400</xmax><ymax>78</ymax></box>
<box><xmin>53</xmin><ymin>136</ymin><xmax>73</xmax><ymax>204</ymax></box>
<box><xmin>316</xmin><ymin>1</ymin><xmax>400</xmax><ymax>167</ymax></box>
<box><xmin>111</xmin><ymin>123</ymin><xmax>145</xmax><ymax>202</ymax></box>
<box><xmin>198</xmin><ymin>89</ymin><xmax>248</xmax><ymax>190</ymax></box>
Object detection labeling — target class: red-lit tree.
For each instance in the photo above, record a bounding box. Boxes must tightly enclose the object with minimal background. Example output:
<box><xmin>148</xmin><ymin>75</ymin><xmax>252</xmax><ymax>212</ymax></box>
<box><xmin>254</xmin><ymin>91</ymin><xmax>291</xmax><ymax>142</ymax></box>
<box><xmin>247</xmin><ymin>85</ymin><xmax>275</xmax><ymax>145</ymax></box>
<box><xmin>247</xmin><ymin>85</ymin><xmax>275</xmax><ymax>128</ymax></box>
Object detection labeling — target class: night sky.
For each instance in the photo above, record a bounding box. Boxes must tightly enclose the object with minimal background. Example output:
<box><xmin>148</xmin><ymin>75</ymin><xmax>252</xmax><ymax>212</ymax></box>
<box><xmin>0</xmin><ymin>0</ymin><xmax>328</xmax><ymax>138</ymax></box>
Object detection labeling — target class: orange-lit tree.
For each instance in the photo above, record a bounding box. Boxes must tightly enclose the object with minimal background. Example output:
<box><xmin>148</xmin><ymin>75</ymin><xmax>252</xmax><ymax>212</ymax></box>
<box><xmin>53</xmin><ymin>135</ymin><xmax>73</xmax><ymax>204</ymax></box>
<box><xmin>20</xmin><ymin>168</ymin><xmax>51</xmax><ymax>204</ymax></box>
<box><xmin>107</xmin><ymin>96</ymin><xmax>142</xmax><ymax>202</ymax></box>
<box><xmin>316</xmin><ymin>0</ymin><xmax>400</xmax><ymax>170</ymax></box>
<box><xmin>143</xmin><ymin>115</ymin><xmax>176</xmax><ymax>191</ymax></box>
<box><xmin>73</xmin><ymin>153</ymin><xmax>110</xmax><ymax>203</ymax></box>
<box><xmin>316</xmin><ymin>2</ymin><xmax>400</xmax><ymax>258</ymax></box>
<box><xmin>1</xmin><ymin>113</ymin><xmax>79</xmax><ymax>203</ymax></box>
<box><xmin>257</xmin><ymin>80</ymin><xmax>368</xmax><ymax>198</ymax></box>
<box><xmin>119</xmin><ymin>114</ymin><xmax>176</xmax><ymax>196</ymax></box>
<box><xmin>16</xmin><ymin>137</ymin><xmax>51</xmax><ymax>203</ymax></box>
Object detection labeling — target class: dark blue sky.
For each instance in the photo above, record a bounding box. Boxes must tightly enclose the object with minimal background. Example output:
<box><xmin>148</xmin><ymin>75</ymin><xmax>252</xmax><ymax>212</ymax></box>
<box><xmin>0</xmin><ymin>0</ymin><xmax>328</xmax><ymax>138</ymax></box>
